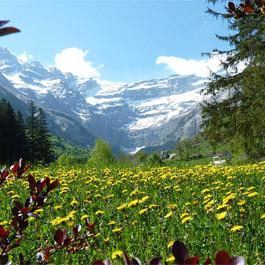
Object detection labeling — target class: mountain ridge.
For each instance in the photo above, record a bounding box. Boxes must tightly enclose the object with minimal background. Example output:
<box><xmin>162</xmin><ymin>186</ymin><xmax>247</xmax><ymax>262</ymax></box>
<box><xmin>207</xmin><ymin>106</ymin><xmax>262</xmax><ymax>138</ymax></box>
<box><xmin>0</xmin><ymin>47</ymin><xmax>206</xmax><ymax>152</ymax></box>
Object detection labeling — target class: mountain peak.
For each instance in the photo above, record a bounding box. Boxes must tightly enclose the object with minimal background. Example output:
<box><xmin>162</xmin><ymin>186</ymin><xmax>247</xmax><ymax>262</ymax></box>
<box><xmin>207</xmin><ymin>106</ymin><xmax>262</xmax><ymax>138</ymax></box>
<box><xmin>0</xmin><ymin>47</ymin><xmax>21</xmax><ymax>74</ymax></box>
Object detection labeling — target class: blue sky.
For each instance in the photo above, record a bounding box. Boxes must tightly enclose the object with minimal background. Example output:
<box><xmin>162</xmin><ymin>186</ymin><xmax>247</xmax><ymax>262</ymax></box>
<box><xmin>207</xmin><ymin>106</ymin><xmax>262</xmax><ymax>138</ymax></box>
<box><xmin>0</xmin><ymin>0</ymin><xmax>231</xmax><ymax>82</ymax></box>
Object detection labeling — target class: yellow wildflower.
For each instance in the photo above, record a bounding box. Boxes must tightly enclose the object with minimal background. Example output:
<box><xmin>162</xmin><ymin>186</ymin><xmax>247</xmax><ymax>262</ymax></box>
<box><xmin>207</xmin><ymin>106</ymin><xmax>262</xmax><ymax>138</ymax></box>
<box><xmin>248</xmin><ymin>192</ymin><xmax>258</xmax><ymax>198</ymax></box>
<box><xmin>216</xmin><ymin>211</ymin><xmax>227</xmax><ymax>220</ymax></box>
<box><xmin>112</xmin><ymin>250</ymin><xmax>123</xmax><ymax>259</ymax></box>
<box><xmin>112</xmin><ymin>227</ymin><xmax>122</xmax><ymax>233</ymax></box>
<box><xmin>139</xmin><ymin>208</ymin><xmax>148</xmax><ymax>215</ymax></box>
<box><xmin>166</xmin><ymin>255</ymin><xmax>175</xmax><ymax>263</ymax></box>
<box><xmin>181</xmin><ymin>216</ymin><xmax>193</xmax><ymax>224</ymax></box>
<box><xmin>81</xmin><ymin>214</ymin><xmax>89</xmax><ymax>220</ymax></box>
<box><xmin>95</xmin><ymin>210</ymin><xmax>104</xmax><ymax>216</ymax></box>
<box><xmin>167</xmin><ymin>240</ymin><xmax>174</xmax><ymax>249</ymax></box>
<box><xmin>165</xmin><ymin>211</ymin><xmax>173</xmax><ymax>219</ymax></box>
<box><xmin>230</xmin><ymin>225</ymin><xmax>243</xmax><ymax>232</ymax></box>
<box><xmin>117</xmin><ymin>203</ymin><xmax>128</xmax><ymax>211</ymax></box>
<box><xmin>70</xmin><ymin>198</ymin><xmax>78</xmax><ymax>206</ymax></box>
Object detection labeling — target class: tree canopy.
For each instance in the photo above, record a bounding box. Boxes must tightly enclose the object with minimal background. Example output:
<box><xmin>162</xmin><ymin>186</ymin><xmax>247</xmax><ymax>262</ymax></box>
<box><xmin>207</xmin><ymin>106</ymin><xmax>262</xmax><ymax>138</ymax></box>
<box><xmin>202</xmin><ymin>0</ymin><xmax>265</xmax><ymax>159</ymax></box>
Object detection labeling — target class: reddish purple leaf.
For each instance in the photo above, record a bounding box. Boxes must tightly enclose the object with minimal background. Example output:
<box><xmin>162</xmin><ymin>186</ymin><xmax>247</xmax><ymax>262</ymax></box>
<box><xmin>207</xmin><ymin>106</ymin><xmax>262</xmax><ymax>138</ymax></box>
<box><xmin>215</xmin><ymin>251</ymin><xmax>231</xmax><ymax>265</ymax></box>
<box><xmin>10</xmin><ymin>162</ymin><xmax>19</xmax><ymax>174</ymax></box>
<box><xmin>54</xmin><ymin>229</ymin><xmax>66</xmax><ymax>245</ymax></box>
<box><xmin>48</xmin><ymin>179</ymin><xmax>59</xmax><ymax>191</ymax></box>
<box><xmin>28</xmin><ymin>175</ymin><xmax>36</xmax><ymax>192</ymax></box>
<box><xmin>1</xmin><ymin>169</ymin><xmax>9</xmax><ymax>180</ymax></box>
<box><xmin>0</xmin><ymin>225</ymin><xmax>9</xmax><ymax>238</ymax></box>
<box><xmin>0</xmin><ymin>20</ymin><xmax>9</xmax><ymax>27</ymax></box>
<box><xmin>149</xmin><ymin>257</ymin><xmax>162</xmax><ymax>265</ymax></box>
<box><xmin>73</xmin><ymin>224</ymin><xmax>81</xmax><ymax>235</ymax></box>
<box><xmin>185</xmin><ymin>256</ymin><xmax>199</xmax><ymax>265</ymax></box>
<box><xmin>122</xmin><ymin>252</ymin><xmax>132</xmax><ymax>265</ymax></box>
<box><xmin>20</xmin><ymin>207</ymin><xmax>30</xmax><ymax>215</ymax></box>
<box><xmin>64</xmin><ymin>236</ymin><xmax>72</xmax><ymax>246</ymax></box>
<box><xmin>172</xmin><ymin>240</ymin><xmax>189</xmax><ymax>265</ymax></box>
<box><xmin>0</xmin><ymin>27</ymin><xmax>20</xmax><ymax>36</ymax></box>
<box><xmin>85</xmin><ymin>222</ymin><xmax>95</xmax><ymax>233</ymax></box>
<box><xmin>44</xmin><ymin>247</ymin><xmax>53</xmax><ymax>262</ymax></box>
<box><xmin>228</xmin><ymin>2</ymin><xmax>236</xmax><ymax>12</ymax></box>
<box><xmin>37</xmin><ymin>179</ymin><xmax>46</xmax><ymax>193</ymax></box>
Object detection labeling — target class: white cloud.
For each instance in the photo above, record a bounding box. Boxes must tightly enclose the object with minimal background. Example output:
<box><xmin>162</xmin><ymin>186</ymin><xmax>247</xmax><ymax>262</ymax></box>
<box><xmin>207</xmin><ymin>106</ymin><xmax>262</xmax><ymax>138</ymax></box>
<box><xmin>54</xmin><ymin>48</ymin><xmax>102</xmax><ymax>79</ymax></box>
<box><xmin>18</xmin><ymin>51</ymin><xmax>33</xmax><ymax>63</ymax></box>
<box><xmin>156</xmin><ymin>54</ymin><xmax>225</xmax><ymax>78</ymax></box>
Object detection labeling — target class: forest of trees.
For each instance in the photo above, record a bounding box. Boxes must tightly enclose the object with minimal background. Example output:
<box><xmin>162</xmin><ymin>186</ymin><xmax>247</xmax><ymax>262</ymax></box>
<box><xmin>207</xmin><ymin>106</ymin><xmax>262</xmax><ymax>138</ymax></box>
<box><xmin>0</xmin><ymin>99</ymin><xmax>54</xmax><ymax>165</ymax></box>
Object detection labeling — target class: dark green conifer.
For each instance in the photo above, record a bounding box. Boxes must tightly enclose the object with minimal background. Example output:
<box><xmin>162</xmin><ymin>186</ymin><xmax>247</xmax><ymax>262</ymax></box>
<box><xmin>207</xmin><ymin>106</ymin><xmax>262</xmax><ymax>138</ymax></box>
<box><xmin>202</xmin><ymin>0</ymin><xmax>265</xmax><ymax>159</ymax></box>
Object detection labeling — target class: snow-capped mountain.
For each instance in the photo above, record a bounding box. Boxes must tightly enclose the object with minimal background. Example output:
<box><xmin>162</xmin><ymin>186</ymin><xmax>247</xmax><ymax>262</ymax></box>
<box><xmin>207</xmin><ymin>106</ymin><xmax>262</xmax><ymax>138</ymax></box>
<box><xmin>0</xmin><ymin>47</ymin><xmax>206</xmax><ymax>151</ymax></box>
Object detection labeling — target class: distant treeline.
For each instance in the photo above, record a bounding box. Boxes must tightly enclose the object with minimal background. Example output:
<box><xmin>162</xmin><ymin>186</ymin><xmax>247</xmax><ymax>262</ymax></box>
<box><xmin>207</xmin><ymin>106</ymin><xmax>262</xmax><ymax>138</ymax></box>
<box><xmin>0</xmin><ymin>99</ymin><xmax>53</xmax><ymax>165</ymax></box>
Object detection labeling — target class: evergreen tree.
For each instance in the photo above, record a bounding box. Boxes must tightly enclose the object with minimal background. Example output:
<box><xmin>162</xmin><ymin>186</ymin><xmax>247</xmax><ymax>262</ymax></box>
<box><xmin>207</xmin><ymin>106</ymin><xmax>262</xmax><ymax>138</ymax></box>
<box><xmin>26</xmin><ymin>101</ymin><xmax>38</xmax><ymax>162</ymax></box>
<box><xmin>0</xmin><ymin>99</ymin><xmax>26</xmax><ymax>164</ymax></box>
<box><xmin>26</xmin><ymin>101</ymin><xmax>54</xmax><ymax>163</ymax></box>
<box><xmin>15</xmin><ymin>111</ymin><xmax>28</xmax><ymax>161</ymax></box>
<box><xmin>35</xmin><ymin>107</ymin><xmax>54</xmax><ymax>163</ymax></box>
<box><xmin>202</xmin><ymin>0</ymin><xmax>265</xmax><ymax>159</ymax></box>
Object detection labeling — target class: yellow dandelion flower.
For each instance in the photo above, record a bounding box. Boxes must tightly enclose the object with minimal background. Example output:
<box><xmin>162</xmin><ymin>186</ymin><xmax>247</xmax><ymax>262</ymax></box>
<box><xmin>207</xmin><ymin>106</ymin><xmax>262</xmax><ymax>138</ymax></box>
<box><xmin>216</xmin><ymin>204</ymin><xmax>229</xmax><ymax>210</ymax></box>
<box><xmin>70</xmin><ymin>198</ymin><xmax>78</xmax><ymax>206</ymax></box>
<box><xmin>112</xmin><ymin>250</ymin><xmax>123</xmax><ymax>259</ymax></box>
<box><xmin>167</xmin><ymin>204</ymin><xmax>177</xmax><ymax>209</ymax></box>
<box><xmin>181</xmin><ymin>216</ymin><xmax>193</xmax><ymax>224</ymax></box>
<box><xmin>201</xmin><ymin>188</ymin><xmax>210</xmax><ymax>194</ymax></box>
<box><xmin>167</xmin><ymin>240</ymin><xmax>174</xmax><ymax>249</ymax></box>
<box><xmin>165</xmin><ymin>211</ymin><xmax>173</xmax><ymax>219</ymax></box>
<box><xmin>112</xmin><ymin>227</ymin><xmax>122</xmax><ymax>233</ymax></box>
<box><xmin>50</xmin><ymin>216</ymin><xmax>68</xmax><ymax>226</ymax></box>
<box><xmin>216</xmin><ymin>211</ymin><xmax>227</xmax><ymax>220</ymax></box>
<box><xmin>139</xmin><ymin>195</ymin><xmax>149</xmax><ymax>204</ymax></box>
<box><xmin>116</xmin><ymin>203</ymin><xmax>128</xmax><ymax>211</ymax></box>
<box><xmin>108</xmin><ymin>220</ymin><xmax>117</xmax><ymax>225</ymax></box>
<box><xmin>81</xmin><ymin>214</ymin><xmax>89</xmax><ymax>220</ymax></box>
<box><xmin>230</xmin><ymin>225</ymin><xmax>243</xmax><ymax>232</ymax></box>
<box><xmin>95</xmin><ymin>210</ymin><xmax>105</xmax><ymax>216</ymax></box>
<box><xmin>260</xmin><ymin>213</ymin><xmax>265</xmax><ymax>219</ymax></box>
<box><xmin>68</xmin><ymin>210</ymin><xmax>76</xmax><ymax>219</ymax></box>
<box><xmin>11</xmin><ymin>194</ymin><xmax>20</xmax><ymax>199</ymax></box>
<box><xmin>180</xmin><ymin>212</ymin><xmax>189</xmax><ymax>218</ymax></box>
<box><xmin>248</xmin><ymin>192</ymin><xmax>258</xmax><ymax>198</ymax></box>
<box><xmin>237</xmin><ymin>200</ymin><xmax>246</xmax><ymax>206</ymax></box>
<box><xmin>127</xmin><ymin>199</ymin><xmax>139</xmax><ymax>208</ymax></box>
<box><xmin>54</xmin><ymin>205</ymin><xmax>63</xmax><ymax>210</ymax></box>
<box><xmin>34</xmin><ymin>209</ymin><xmax>43</xmax><ymax>214</ymax></box>
<box><xmin>166</xmin><ymin>255</ymin><xmax>175</xmax><ymax>263</ymax></box>
<box><xmin>139</xmin><ymin>208</ymin><xmax>148</xmax><ymax>215</ymax></box>
<box><xmin>239</xmin><ymin>208</ymin><xmax>245</xmax><ymax>213</ymax></box>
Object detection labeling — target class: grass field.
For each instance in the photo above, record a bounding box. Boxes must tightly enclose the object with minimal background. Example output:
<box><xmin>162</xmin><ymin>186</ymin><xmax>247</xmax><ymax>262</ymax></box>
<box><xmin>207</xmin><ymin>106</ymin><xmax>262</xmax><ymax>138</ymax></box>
<box><xmin>1</xmin><ymin>162</ymin><xmax>264</xmax><ymax>264</ymax></box>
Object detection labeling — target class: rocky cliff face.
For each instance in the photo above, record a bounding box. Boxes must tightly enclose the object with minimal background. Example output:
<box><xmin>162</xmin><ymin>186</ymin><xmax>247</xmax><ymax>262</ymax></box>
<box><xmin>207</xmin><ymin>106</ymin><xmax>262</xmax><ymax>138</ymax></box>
<box><xmin>0</xmin><ymin>47</ymin><xmax>206</xmax><ymax>151</ymax></box>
